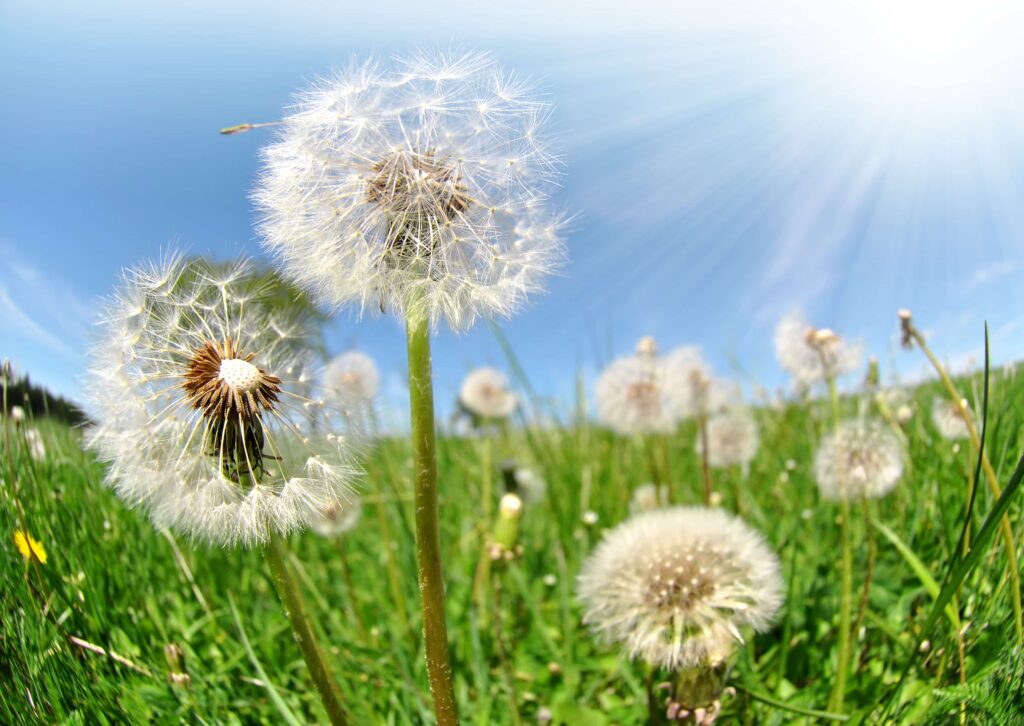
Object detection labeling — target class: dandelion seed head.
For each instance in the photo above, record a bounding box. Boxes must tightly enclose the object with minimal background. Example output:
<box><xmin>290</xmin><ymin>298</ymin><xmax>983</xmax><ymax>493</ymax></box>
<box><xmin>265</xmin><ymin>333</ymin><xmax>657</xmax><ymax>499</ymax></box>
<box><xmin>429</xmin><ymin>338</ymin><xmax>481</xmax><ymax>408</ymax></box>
<box><xmin>9</xmin><ymin>405</ymin><xmax>24</xmax><ymax>424</ymax></box>
<box><xmin>83</xmin><ymin>253</ymin><xmax>361</xmax><ymax>547</ymax></box>
<box><xmin>774</xmin><ymin>310</ymin><xmax>863</xmax><ymax>388</ymax></box>
<box><xmin>459</xmin><ymin>367</ymin><xmax>517</xmax><ymax>420</ymax></box>
<box><xmin>255</xmin><ymin>50</ymin><xmax>565</xmax><ymax>330</ymax></box>
<box><xmin>577</xmin><ymin>507</ymin><xmax>783</xmax><ymax>670</ymax></box>
<box><xmin>310</xmin><ymin>493</ymin><xmax>363</xmax><ymax>538</ymax></box>
<box><xmin>932</xmin><ymin>396</ymin><xmax>971</xmax><ymax>440</ymax></box>
<box><xmin>323</xmin><ymin>351</ymin><xmax>380</xmax><ymax>410</ymax></box>
<box><xmin>596</xmin><ymin>349</ymin><xmax>676</xmax><ymax>435</ymax></box>
<box><xmin>25</xmin><ymin>429</ymin><xmax>46</xmax><ymax>462</ymax></box>
<box><xmin>698</xmin><ymin>409</ymin><xmax>760</xmax><ymax>469</ymax></box>
<box><xmin>813</xmin><ymin>418</ymin><xmax>904</xmax><ymax>500</ymax></box>
<box><xmin>630</xmin><ymin>483</ymin><xmax>670</xmax><ymax>514</ymax></box>
<box><xmin>513</xmin><ymin>466</ymin><xmax>547</xmax><ymax>504</ymax></box>
<box><xmin>663</xmin><ymin>347</ymin><xmax>737</xmax><ymax>420</ymax></box>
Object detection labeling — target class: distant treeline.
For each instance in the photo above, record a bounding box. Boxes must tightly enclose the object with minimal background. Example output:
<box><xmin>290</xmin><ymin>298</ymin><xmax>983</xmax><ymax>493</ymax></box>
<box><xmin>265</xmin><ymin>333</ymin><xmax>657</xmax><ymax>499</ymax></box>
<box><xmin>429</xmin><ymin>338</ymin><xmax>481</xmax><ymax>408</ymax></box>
<box><xmin>4</xmin><ymin>374</ymin><xmax>86</xmax><ymax>426</ymax></box>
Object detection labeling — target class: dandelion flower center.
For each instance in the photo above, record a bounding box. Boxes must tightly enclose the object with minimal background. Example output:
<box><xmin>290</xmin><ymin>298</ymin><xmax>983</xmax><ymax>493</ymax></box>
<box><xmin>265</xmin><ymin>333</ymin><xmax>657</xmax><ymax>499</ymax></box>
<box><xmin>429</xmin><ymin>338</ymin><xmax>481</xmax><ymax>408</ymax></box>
<box><xmin>182</xmin><ymin>338</ymin><xmax>283</xmax><ymax>485</ymax></box>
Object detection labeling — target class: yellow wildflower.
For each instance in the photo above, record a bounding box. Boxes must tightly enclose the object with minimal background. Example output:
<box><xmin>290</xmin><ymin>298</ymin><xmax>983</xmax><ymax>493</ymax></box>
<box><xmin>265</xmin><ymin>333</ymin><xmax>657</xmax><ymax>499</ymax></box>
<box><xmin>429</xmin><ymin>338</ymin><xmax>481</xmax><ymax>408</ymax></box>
<box><xmin>13</xmin><ymin>530</ymin><xmax>47</xmax><ymax>565</ymax></box>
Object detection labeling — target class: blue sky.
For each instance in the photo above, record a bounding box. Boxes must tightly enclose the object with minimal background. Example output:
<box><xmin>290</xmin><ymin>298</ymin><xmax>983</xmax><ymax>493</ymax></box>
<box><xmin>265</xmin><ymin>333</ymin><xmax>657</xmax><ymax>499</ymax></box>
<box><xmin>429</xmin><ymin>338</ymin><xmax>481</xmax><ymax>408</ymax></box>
<box><xmin>3</xmin><ymin>0</ymin><xmax>1024</xmax><ymax>423</ymax></box>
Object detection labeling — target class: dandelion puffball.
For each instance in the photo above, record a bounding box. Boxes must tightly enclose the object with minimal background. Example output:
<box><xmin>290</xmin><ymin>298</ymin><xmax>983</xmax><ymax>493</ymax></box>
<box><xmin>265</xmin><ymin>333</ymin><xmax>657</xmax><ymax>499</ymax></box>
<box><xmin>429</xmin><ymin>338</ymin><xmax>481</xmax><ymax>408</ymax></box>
<box><xmin>663</xmin><ymin>346</ymin><xmax>736</xmax><ymax>420</ymax></box>
<box><xmin>931</xmin><ymin>397</ymin><xmax>971</xmax><ymax>440</ymax></box>
<box><xmin>84</xmin><ymin>253</ymin><xmax>361</xmax><ymax>547</ymax></box>
<box><xmin>698</xmin><ymin>410</ymin><xmax>760</xmax><ymax>469</ymax></box>
<box><xmin>578</xmin><ymin>507</ymin><xmax>783</xmax><ymax>670</ymax></box>
<box><xmin>324</xmin><ymin>351</ymin><xmax>380</xmax><ymax>409</ymax></box>
<box><xmin>596</xmin><ymin>351</ymin><xmax>676</xmax><ymax>435</ymax></box>
<box><xmin>774</xmin><ymin>310</ymin><xmax>862</xmax><ymax>388</ymax></box>
<box><xmin>459</xmin><ymin>367</ymin><xmax>518</xmax><ymax>420</ymax></box>
<box><xmin>813</xmin><ymin>418</ymin><xmax>904</xmax><ymax>501</ymax></box>
<box><xmin>310</xmin><ymin>494</ymin><xmax>363</xmax><ymax>538</ymax></box>
<box><xmin>255</xmin><ymin>50</ymin><xmax>565</xmax><ymax>330</ymax></box>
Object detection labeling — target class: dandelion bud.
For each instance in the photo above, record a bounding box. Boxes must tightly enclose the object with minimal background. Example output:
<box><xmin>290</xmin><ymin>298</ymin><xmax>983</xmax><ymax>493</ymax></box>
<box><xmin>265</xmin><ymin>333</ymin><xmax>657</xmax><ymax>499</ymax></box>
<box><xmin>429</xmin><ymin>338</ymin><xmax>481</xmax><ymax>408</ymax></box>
<box><xmin>492</xmin><ymin>493</ymin><xmax>523</xmax><ymax>555</ymax></box>
<box><xmin>898</xmin><ymin>309</ymin><xmax>915</xmax><ymax>348</ymax></box>
<box><xmin>865</xmin><ymin>357</ymin><xmax>880</xmax><ymax>388</ymax></box>
<box><xmin>636</xmin><ymin>336</ymin><xmax>659</xmax><ymax>357</ymax></box>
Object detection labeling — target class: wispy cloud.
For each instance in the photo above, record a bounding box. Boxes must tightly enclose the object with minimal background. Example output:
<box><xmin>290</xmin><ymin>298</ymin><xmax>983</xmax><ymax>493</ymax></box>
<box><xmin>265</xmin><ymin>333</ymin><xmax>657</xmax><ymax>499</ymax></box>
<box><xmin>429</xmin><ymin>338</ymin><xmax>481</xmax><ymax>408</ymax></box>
<box><xmin>965</xmin><ymin>259</ymin><xmax>1020</xmax><ymax>292</ymax></box>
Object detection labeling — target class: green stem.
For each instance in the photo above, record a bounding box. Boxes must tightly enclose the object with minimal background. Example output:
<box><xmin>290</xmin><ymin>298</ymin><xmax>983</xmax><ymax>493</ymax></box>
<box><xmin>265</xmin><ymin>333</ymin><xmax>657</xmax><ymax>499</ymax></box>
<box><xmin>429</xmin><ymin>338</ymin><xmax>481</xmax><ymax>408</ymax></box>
<box><xmin>911</xmin><ymin>329</ymin><xmax>1023</xmax><ymax>646</ymax></box>
<box><xmin>263</xmin><ymin>532</ymin><xmax>349</xmax><ymax>726</ymax></box>
<box><xmin>830</xmin><ymin>497</ymin><xmax>853</xmax><ymax>713</ymax></box>
<box><xmin>405</xmin><ymin>306</ymin><xmax>460</xmax><ymax>726</ymax></box>
<box><xmin>698</xmin><ymin>413</ymin><xmax>713</xmax><ymax>505</ymax></box>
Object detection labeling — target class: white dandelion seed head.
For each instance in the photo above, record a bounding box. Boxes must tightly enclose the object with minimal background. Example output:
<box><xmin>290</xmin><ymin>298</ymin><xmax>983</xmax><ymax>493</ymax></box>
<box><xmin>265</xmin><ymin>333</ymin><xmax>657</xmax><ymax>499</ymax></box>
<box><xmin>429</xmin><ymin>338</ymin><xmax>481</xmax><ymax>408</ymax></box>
<box><xmin>596</xmin><ymin>353</ymin><xmax>677</xmax><ymax>435</ymax></box>
<box><xmin>774</xmin><ymin>310</ymin><xmax>863</xmax><ymax>388</ymax></box>
<box><xmin>310</xmin><ymin>493</ymin><xmax>363</xmax><ymax>538</ymax></box>
<box><xmin>459</xmin><ymin>367</ymin><xmax>518</xmax><ymax>420</ymax></box>
<box><xmin>931</xmin><ymin>397</ymin><xmax>971</xmax><ymax>440</ymax></box>
<box><xmin>9</xmin><ymin>405</ymin><xmax>25</xmax><ymax>424</ymax></box>
<box><xmin>813</xmin><ymin>418</ymin><xmax>904</xmax><ymax>501</ymax></box>
<box><xmin>83</xmin><ymin>252</ymin><xmax>362</xmax><ymax>547</ymax></box>
<box><xmin>254</xmin><ymin>50</ymin><xmax>566</xmax><ymax>331</ymax></box>
<box><xmin>662</xmin><ymin>347</ymin><xmax>737</xmax><ymax>420</ymax></box>
<box><xmin>630</xmin><ymin>483</ymin><xmax>670</xmax><ymax>514</ymax></box>
<box><xmin>25</xmin><ymin>428</ymin><xmax>46</xmax><ymax>462</ymax></box>
<box><xmin>323</xmin><ymin>351</ymin><xmax>380</xmax><ymax>410</ymax></box>
<box><xmin>698</xmin><ymin>409</ymin><xmax>760</xmax><ymax>469</ymax></box>
<box><xmin>514</xmin><ymin>466</ymin><xmax>547</xmax><ymax>504</ymax></box>
<box><xmin>577</xmin><ymin>507</ymin><xmax>784</xmax><ymax>670</ymax></box>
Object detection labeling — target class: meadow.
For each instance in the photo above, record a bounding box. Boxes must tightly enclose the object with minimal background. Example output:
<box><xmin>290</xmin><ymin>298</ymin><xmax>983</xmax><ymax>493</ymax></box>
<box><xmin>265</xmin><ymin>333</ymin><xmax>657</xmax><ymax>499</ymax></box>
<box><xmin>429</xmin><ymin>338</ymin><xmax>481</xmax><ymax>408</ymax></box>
<box><xmin>3</xmin><ymin>350</ymin><xmax>1023</xmax><ymax>724</ymax></box>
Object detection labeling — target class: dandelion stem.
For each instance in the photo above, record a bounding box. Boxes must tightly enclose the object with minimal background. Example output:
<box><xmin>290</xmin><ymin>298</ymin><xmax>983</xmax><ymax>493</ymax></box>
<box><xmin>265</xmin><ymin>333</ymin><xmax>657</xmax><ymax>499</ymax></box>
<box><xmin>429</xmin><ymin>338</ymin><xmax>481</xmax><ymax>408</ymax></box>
<box><xmin>851</xmin><ymin>498</ymin><xmax>876</xmax><ymax>648</ymax></box>
<box><xmin>698</xmin><ymin>413</ymin><xmax>713</xmax><ymax>505</ymax></box>
<box><xmin>908</xmin><ymin>327</ymin><xmax>1023</xmax><ymax>646</ymax></box>
<box><xmin>335</xmin><ymin>539</ymin><xmax>367</xmax><ymax>641</ymax></box>
<box><xmin>829</xmin><ymin>497</ymin><xmax>854</xmax><ymax>713</ymax></box>
<box><xmin>263</xmin><ymin>531</ymin><xmax>349</xmax><ymax>726</ymax></box>
<box><xmin>405</xmin><ymin>303</ymin><xmax>460</xmax><ymax>726</ymax></box>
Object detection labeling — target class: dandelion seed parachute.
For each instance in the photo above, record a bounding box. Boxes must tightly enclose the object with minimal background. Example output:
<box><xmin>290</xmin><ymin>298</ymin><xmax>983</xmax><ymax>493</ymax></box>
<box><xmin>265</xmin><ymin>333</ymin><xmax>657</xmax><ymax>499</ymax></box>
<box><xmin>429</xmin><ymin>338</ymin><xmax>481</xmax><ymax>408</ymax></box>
<box><xmin>310</xmin><ymin>494</ymin><xmax>363</xmax><ymax>538</ymax></box>
<box><xmin>255</xmin><ymin>50</ymin><xmax>565</xmax><ymax>330</ymax></box>
<box><xmin>84</xmin><ymin>253</ymin><xmax>361</xmax><ymax>547</ymax></box>
<box><xmin>774</xmin><ymin>310</ymin><xmax>863</xmax><ymax>388</ymax></box>
<box><xmin>459</xmin><ymin>367</ymin><xmax>518</xmax><ymax>420</ymax></box>
<box><xmin>813</xmin><ymin>418</ymin><xmax>904</xmax><ymax>501</ymax></box>
<box><xmin>578</xmin><ymin>507</ymin><xmax>783</xmax><ymax>670</ymax></box>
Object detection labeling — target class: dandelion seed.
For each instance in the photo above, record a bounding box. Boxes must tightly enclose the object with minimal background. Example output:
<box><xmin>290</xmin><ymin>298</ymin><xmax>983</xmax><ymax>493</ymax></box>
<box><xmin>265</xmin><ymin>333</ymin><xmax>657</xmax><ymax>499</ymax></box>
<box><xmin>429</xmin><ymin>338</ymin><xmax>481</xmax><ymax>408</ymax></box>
<box><xmin>931</xmin><ymin>396</ymin><xmax>971</xmax><ymax>440</ymax></box>
<box><xmin>459</xmin><ymin>367</ymin><xmax>518</xmax><ymax>421</ymax></box>
<box><xmin>813</xmin><ymin>418</ymin><xmax>904</xmax><ymax>500</ymax></box>
<box><xmin>596</xmin><ymin>339</ymin><xmax>676</xmax><ymax>435</ymax></box>
<box><xmin>696</xmin><ymin>410</ymin><xmax>759</xmax><ymax>470</ymax></box>
<box><xmin>255</xmin><ymin>50</ymin><xmax>565</xmax><ymax>330</ymax></box>
<box><xmin>13</xmin><ymin>530</ymin><xmax>47</xmax><ymax>565</ymax></box>
<box><xmin>83</xmin><ymin>253</ymin><xmax>361</xmax><ymax>547</ymax></box>
<box><xmin>577</xmin><ymin>507</ymin><xmax>783</xmax><ymax>670</ymax></box>
<box><xmin>774</xmin><ymin>310</ymin><xmax>862</xmax><ymax>388</ymax></box>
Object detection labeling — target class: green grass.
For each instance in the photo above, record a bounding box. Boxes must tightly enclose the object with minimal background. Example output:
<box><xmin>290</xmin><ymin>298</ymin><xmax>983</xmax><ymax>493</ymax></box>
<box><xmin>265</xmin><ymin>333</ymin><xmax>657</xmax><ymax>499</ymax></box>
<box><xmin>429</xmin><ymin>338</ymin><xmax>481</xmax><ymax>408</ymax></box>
<box><xmin>2</xmin><ymin>368</ymin><xmax>1023</xmax><ymax>724</ymax></box>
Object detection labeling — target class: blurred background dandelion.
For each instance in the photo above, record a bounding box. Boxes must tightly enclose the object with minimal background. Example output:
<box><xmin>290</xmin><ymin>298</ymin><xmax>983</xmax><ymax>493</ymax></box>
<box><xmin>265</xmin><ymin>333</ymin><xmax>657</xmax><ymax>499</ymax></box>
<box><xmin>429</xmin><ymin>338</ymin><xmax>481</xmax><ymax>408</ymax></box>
<box><xmin>3</xmin><ymin>0</ymin><xmax>1024</xmax><ymax>419</ymax></box>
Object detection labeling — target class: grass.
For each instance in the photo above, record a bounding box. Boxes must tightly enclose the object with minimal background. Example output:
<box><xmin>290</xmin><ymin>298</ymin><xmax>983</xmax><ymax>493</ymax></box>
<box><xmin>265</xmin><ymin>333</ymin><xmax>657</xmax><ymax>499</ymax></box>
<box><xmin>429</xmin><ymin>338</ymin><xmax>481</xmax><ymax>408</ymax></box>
<box><xmin>2</xmin><ymin>365</ymin><xmax>1023</xmax><ymax>724</ymax></box>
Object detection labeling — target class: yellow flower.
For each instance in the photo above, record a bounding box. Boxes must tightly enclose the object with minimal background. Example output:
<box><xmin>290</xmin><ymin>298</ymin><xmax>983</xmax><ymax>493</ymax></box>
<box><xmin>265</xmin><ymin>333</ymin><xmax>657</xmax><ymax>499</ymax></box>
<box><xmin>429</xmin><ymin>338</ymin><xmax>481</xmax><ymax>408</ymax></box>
<box><xmin>13</xmin><ymin>530</ymin><xmax>47</xmax><ymax>565</ymax></box>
